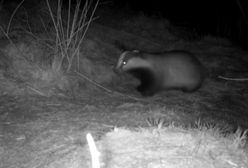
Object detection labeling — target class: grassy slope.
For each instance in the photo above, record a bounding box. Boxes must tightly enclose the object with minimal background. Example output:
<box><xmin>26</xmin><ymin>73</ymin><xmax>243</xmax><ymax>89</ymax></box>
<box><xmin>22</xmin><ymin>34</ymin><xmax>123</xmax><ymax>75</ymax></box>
<box><xmin>0</xmin><ymin>3</ymin><xmax>247</xmax><ymax>168</ymax></box>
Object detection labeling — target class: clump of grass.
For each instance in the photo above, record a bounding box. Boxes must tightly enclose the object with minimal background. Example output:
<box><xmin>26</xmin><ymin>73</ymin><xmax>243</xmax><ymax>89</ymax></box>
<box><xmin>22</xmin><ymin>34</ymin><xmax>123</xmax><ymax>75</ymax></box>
<box><xmin>46</xmin><ymin>0</ymin><xmax>99</xmax><ymax>73</ymax></box>
<box><xmin>0</xmin><ymin>0</ymin><xmax>99</xmax><ymax>96</ymax></box>
<box><xmin>146</xmin><ymin>117</ymin><xmax>167</xmax><ymax>129</ymax></box>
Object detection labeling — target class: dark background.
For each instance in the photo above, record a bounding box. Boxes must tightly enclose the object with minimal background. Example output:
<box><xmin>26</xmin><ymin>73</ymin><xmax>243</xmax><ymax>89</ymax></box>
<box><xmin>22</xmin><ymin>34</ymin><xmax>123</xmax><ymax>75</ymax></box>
<box><xmin>112</xmin><ymin>0</ymin><xmax>248</xmax><ymax>49</ymax></box>
<box><xmin>2</xmin><ymin>0</ymin><xmax>248</xmax><ymax>48</ymax></box>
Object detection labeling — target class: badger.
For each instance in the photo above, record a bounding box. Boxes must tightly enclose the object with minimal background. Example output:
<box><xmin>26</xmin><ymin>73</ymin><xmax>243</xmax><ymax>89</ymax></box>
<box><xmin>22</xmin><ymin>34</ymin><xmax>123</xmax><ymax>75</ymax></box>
<box><xmin>114</xmin><ymin>50</ymin><xmax>205</xmax><ymax>96</ymax></box>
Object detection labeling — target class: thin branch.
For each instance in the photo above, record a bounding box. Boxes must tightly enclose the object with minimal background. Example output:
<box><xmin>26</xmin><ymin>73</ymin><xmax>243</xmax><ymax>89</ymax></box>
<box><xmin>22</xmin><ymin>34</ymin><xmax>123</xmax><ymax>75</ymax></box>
<box><xmin>7</xmin><ymin>0</ymin><xmax>25</xmax><ymax>35</ymax></box>
<box><xmin>218</xmin><ymin>75</ymin><xmax>248</xmax><ymax>81</ymax></box>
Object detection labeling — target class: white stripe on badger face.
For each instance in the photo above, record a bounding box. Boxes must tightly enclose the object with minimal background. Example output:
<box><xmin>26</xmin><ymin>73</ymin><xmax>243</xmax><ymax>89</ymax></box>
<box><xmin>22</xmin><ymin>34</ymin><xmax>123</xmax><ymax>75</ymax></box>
<box><xmin>115</xmin><ymin>51</ymin><xmax>130</xmax><ymax>70</ymax></box>
<box><xmin>122</xmin><ymin>57</ymin><xmax>152</xmax><ymax>71</ymax></box>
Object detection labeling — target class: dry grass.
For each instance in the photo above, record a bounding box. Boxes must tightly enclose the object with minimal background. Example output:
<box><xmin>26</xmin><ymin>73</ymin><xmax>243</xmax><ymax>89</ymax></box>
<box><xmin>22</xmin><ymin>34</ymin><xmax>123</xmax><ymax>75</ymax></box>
<box><xmin>46</xmin><ymin>0</ymin><xmax>99</xmax><ymax>73</ymax></box>
<box><xmin>0</xmin><ymin>0</ymin><xmax>101</xmax><ymax>96</ymax></box>
<box><xmin>95</xmin><ymin>126</ymin><xmax>248</xmax><ymax>168</ymax></box>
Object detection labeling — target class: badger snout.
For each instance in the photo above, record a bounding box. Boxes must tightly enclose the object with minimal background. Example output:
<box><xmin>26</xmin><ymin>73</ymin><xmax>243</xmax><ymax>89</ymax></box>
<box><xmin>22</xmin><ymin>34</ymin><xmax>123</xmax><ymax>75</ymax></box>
<box><xmin>113</xmin><ymin>66</ymin><xmax>123</xmax><ymax>74</ymax></box>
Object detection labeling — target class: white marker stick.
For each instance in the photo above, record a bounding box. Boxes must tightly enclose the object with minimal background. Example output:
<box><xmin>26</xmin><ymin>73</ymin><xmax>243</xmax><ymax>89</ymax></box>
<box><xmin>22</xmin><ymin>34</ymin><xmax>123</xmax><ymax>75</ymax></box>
<box><xmin>86</xmin><ymin>133</ymin><xmax>100</xmax><ymax>168</ymax></box>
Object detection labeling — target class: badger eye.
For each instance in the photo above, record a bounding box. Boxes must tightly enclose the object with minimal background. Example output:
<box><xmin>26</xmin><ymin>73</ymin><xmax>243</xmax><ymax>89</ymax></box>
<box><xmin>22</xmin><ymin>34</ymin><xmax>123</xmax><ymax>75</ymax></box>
<box><xmin>123</xmin><ymin>61</ymin><xmax>127</xmax><ymax>65</ymax></box>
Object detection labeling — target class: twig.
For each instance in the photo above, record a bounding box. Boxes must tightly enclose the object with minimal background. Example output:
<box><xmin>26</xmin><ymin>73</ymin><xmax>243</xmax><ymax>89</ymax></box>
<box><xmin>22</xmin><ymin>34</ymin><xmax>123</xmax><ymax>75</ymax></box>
<box><xmin>7</xmin><ymin>0</ymin><xmax>25</xmax><ymax>35</ymax></box>
<box><xmin>75</xmin><ymin>70</ymin><xmax>113</xmax><ymax>93</ymax></box>
<box><xmin>218</xmin><ymin>75</ymin><xmax>248</xmax><ymax>81</ymax></box>
<box><xmin>74</xmin><ymin>71</ymin><xmax>150</xmax><ymax>102</ymax></box>
<box><xmin>26</xmin><ymin>85</ymin><xmax>47</xmax><ymax>97</ymax></box>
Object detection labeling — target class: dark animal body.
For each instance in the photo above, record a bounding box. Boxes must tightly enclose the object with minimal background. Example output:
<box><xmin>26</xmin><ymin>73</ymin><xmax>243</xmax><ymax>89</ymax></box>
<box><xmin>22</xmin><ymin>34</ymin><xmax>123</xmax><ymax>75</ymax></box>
<box><xmin>115</xmin><ymin>50</ymin><xmax>205</xmax><ymax>96</ymax></box>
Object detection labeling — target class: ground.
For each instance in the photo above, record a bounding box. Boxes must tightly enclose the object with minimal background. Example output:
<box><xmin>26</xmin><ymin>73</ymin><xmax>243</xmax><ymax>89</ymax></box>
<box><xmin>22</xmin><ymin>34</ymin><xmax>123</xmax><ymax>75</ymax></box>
<box><xmin>0</xmin><ymin>2</ymin><xmax>248</xmax><ymax>168</ymax></box>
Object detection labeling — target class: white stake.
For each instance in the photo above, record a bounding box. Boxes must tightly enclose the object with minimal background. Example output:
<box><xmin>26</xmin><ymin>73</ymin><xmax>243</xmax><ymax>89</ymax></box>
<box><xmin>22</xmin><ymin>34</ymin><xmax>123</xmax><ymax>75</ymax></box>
<box><xmin>86</xmin><ymin>133</ymin><xmax>100</xmax><ymax>168</ymax></box>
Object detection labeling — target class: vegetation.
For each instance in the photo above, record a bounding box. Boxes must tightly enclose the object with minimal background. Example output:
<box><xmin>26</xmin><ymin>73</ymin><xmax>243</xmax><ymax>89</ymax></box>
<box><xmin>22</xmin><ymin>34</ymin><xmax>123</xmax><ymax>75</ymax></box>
<box><xmin>46</xmin><ymin>0</ymin><xmax>99</xmax><ymax>72</ymax></box>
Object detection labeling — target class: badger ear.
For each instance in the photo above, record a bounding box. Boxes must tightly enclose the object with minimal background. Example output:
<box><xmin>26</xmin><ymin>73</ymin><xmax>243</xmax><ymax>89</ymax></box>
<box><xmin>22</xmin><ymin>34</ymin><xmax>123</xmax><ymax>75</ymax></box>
<box><xmin>132</xmin><ymin>50</ymin><xmax>140</xmax><ymax>53</ymax></box>
<box><xmin>132</xmin><ymin>50</ymin><xmax>145</xmax><ymax>58</ymax></box>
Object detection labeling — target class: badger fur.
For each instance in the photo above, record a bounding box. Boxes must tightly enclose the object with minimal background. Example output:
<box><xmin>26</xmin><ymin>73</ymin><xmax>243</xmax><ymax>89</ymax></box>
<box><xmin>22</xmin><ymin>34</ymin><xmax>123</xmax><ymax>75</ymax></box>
<box><xmin>115</xmin><ymin>50</ymin><xmax>205</xmax><ymax>96</ymax></box>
